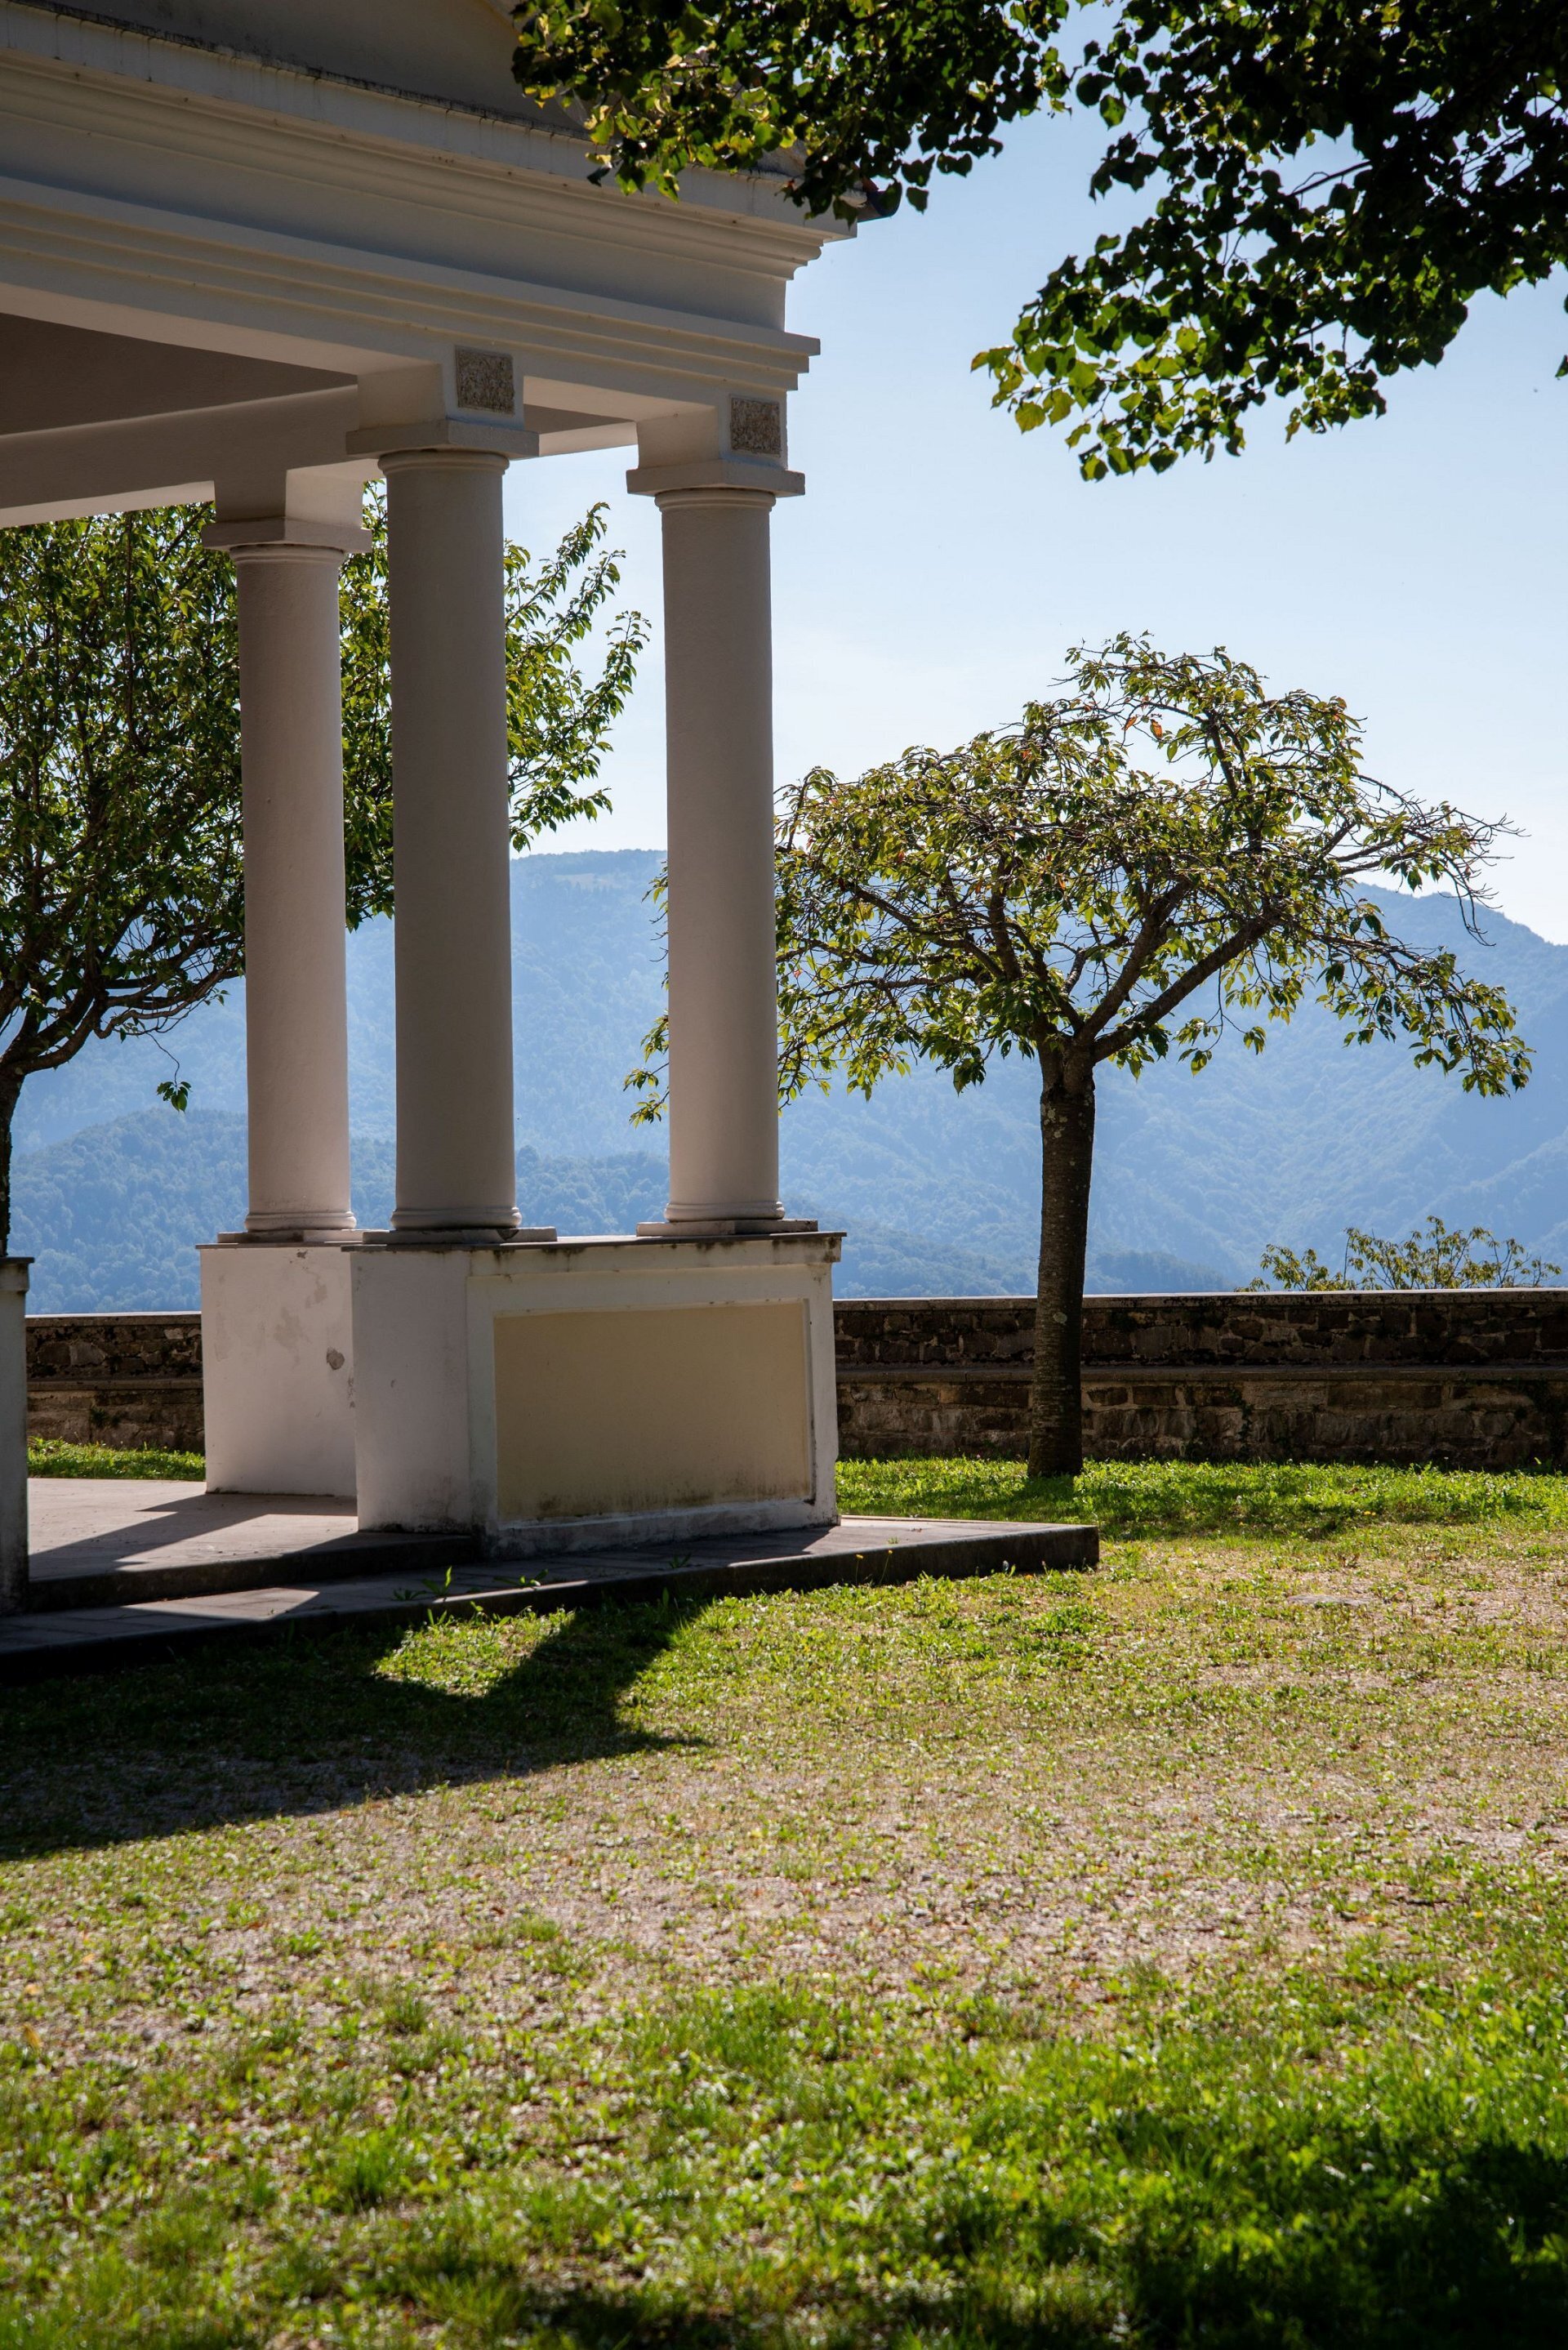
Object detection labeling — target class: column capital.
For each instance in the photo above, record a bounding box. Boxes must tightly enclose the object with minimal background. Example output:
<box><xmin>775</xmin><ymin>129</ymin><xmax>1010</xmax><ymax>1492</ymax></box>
<box><xmin>626</xmin><ymin>456</ymin><xmax>804</xmax><ymax>502</ymax></box>
<box><xmin>203</xmin><ymin>516</ymin><xmax>370</xmax><ymax>558</ymax></box>
<box><xmin>376</xmin><ymin>446</ymin><xmax>511</xmax><ymax>479</ymax></box>
<box><xmin>347</xmin><ymin>418</ymin><xmax>536</xmax><ymax>462</ymax></box>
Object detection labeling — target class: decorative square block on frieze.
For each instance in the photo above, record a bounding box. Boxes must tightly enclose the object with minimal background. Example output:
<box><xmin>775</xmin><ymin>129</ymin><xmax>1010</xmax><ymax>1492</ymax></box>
<box><xmin>728</xmin><ymin>395</ymin><xmax>783</xmax><ymax>457</ymax></box>
<box><xmin>455</xmin><ymin>348</ymin><xmax>517</xmax><ymax>417</ymax></box>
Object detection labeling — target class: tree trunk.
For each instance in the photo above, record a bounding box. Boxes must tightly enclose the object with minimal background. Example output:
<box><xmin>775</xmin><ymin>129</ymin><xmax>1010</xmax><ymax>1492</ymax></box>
<box><xmin>1027</xmin><ymin>1060</ymin><xmax>1097</xmax><ymax>1478</ymax></box>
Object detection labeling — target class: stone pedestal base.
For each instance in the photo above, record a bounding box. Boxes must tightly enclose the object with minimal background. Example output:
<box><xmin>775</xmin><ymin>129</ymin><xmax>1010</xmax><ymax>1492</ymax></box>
<box><xmin>0</xmin><ymin>1260</ymin><xmax>29</xmax><ymax>1613</ymax></box>
<box><xmin>199</xmin><ymin>1240</ymin><xmax>357</xmax><ymax>1497</ymax></box>
<box><xmin>350</xmin><ymin>1230</ymin><xmax>841</xmax><ymax>1554</ymax></box>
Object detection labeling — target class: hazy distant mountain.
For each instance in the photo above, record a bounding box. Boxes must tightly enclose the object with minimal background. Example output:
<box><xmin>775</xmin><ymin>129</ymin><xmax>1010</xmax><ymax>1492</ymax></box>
<box><xmin>11</xmin><ymin>849</ymin><xmax>671</xmax><ymax>1160</ymax></box>
<box><xmin>11</xmin><ymin>849</ymin><xmax>1566</xmax><ymax>1309</ymax></box>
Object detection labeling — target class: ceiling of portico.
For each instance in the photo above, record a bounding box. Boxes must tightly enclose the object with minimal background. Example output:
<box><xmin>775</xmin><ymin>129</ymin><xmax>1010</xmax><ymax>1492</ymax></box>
<box><xmin>0</xmin><ymin>316</ymin><xmax>351</xmax><ymax>436</ymax></box>
<box><xmin>0</xmin><ymin>310</ymin><xmax>642</xmax><ymax>521</ymax></box>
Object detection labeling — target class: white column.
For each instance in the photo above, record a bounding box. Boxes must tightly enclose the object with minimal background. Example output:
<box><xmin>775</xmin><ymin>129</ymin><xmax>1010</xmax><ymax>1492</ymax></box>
<box><xmin>0</xmin><ymin>1257</ymin><xmax>27</xmax><ymax>1613</ymax></box>
<box><xmin>228</xmin><ymin>542</ymin><xmax>355</xmax><ymax>1236</ymax></box>
<box><xmin>383</xmin><ymin>450</ymin><xmax>520</xmax><ymax>1235</ymax></box>
<box><xmin>657</xmin><ymin>487</ymin><xmax>784</xmax><ymax>1226</ymax></box>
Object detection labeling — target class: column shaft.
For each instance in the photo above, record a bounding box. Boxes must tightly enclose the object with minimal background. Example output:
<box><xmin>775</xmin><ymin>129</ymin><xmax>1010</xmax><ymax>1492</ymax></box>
<box><xmin>658</xmin><ymin>488</ymin><xmax>783</xmax><ymax>1224</ymax></box>
<box><xmin>232</xmin><ymin>547</ymin><xmax>354</xmax><ymax>1236</ymax></box>
<box><xmin>384</xmin><ymin>451</ymin><xmax>519</xmax><ymax>1233</ymax></box>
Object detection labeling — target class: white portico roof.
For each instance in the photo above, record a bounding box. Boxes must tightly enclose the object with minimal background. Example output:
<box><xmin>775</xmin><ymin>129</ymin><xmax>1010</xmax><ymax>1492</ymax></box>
<box><xmin>0</xmin><ymin>0</ymin><xmax>847</xmax><ymax>521</ymax></box>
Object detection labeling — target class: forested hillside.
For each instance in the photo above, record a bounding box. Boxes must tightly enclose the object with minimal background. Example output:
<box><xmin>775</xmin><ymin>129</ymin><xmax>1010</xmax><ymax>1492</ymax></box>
<box><xmin>12</xmin><ymin>1115</ymin><xmax>1030</xmax><ymax>1310</ymax></box>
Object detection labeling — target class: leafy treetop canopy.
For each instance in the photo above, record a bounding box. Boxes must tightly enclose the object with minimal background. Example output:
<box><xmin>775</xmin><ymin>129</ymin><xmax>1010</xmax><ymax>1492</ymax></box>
<box><xmin>513</xmin><ymin>1</ymin><xmax>1568</xmax><ymax>475</ymax></box>
<box><xmin>0</xmin><ymin>506</ymin><xmax>244</xmax><ymax>1118</ymax></box>
<box><xmin>747</xmin><ymin>635</ymin><xmax>1530</xmax><ymax>1111</ymax></box>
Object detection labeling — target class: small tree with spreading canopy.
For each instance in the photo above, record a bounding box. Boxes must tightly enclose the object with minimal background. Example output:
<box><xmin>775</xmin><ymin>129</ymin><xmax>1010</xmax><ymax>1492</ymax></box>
<box><xmin>0</xmin><ymin>496</ymin><xmax>644</xmax><ymax>1251</ymax></box>
<box><xmin>759</xmin><ymin>635</ymin><xmax>1529</xmax><ymax>1474</ymax></box>
<box><xmin>1250</xmin><ymin>1216</ymin><xmax>1561</xmax><ymax>1291</ymax></box>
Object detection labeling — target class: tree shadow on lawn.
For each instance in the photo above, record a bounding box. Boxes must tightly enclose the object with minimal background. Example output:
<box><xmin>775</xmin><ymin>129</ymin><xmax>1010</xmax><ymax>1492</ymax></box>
<box><xmin>0</xmin><ymin>1595</ymin><xmax>706</xmax><ymax>1863</ymax></box>
<box><xmin>368</xmin><ymin>2125</ymin><xmax>1568</xmax><ymax>2348</ymax></box>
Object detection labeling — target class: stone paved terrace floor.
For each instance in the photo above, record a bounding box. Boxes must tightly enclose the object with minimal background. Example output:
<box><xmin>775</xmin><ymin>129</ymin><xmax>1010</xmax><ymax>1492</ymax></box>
<box><xmin>24</xmin><ymin>1478</ymin><xmax>475</xmax><ymax>1608</ymax></box>
<box><xmin>1</xmin><ymin>1480</ymin><xmax>1097</xmax><ymax>1681</ymax></box>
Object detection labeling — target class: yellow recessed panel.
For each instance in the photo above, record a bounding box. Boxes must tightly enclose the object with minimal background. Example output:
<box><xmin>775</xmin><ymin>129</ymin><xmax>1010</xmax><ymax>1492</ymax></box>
<box><xmin>493</xmin><ymin>1301</ymin><xmax>812</xmax><ymax>1522</ymax></box>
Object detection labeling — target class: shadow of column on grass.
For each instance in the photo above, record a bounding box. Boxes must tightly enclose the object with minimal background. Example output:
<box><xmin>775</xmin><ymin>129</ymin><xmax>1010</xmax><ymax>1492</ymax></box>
<box><xmin>0</xmin><ymin>1594</ymin><xmax>707</xmax><ymax>1861</ymax></box>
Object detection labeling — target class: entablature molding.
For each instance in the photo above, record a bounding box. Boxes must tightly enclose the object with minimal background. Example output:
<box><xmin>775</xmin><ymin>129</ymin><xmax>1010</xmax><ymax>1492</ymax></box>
<box><xmin>0</xmin><ymin>173</ymin><xmax>818</xmax><ymax>409</ymax></box>
<box><xmin>1</xmin><ymin>7</ymin><xmax>844</xmax><ymax>302</ymax></box>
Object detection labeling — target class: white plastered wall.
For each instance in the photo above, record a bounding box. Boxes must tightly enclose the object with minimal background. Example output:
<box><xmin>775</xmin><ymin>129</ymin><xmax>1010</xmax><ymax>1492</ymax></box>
<box><xmin>351</xmin><ymin>1235</ymin><xmax>840</xmax><ymax>1553</ymax></box>
<box><xmin>200</xmin><ymin>1243</ymin><xmax>356</xmax><ymax>1496</ymax></box>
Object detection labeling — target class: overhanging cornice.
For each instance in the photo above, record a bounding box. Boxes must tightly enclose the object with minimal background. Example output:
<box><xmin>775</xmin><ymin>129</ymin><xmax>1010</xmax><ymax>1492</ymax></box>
<box><xmin>0</xmin><ymin>4</ymin><xmax>844</xmax><ymax>260</ymax></box>
<box><xmin>0</xmin><ymin>172</ymin><xmax>820</xmax><ymax>402</ymax></box>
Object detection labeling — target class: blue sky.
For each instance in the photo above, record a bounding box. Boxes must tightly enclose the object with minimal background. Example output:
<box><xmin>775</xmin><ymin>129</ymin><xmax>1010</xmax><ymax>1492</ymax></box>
<box><xmin>510</xmin><ymin>115</ymin><xmax>1568</xmax><ymax>939</ymax></box>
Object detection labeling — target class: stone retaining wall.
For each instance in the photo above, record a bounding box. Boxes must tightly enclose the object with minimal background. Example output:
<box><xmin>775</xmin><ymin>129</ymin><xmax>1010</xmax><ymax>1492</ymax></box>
<box><xmin>26</xmin><ymin>1313</ymin><xmax>204</xmax><ymax>1451</ymax></box>
<box><xmin>26</xmin><ymin>1294</ymin><xmax>1568</xmax><ymax>1468</ymax></box>
<box><xmin>835</xmin><ymin>1293</ymin><xmax>1568</xmax><ymax>1468</ymax></box>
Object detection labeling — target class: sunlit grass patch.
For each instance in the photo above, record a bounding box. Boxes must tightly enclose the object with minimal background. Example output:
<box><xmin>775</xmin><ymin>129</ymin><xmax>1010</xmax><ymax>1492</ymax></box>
<box><xmin>27</xmin><ymin>1438</ymin><xmax>204</xmax><ymax>1479</ymax></box>
<box><xmin>375</xmin><ymin>1607</ymin><xmax>554</xmax><ymax>1698</ymax></box>
<box><xmin>316</xmin><ymin>2123</ymin><xmax>422</xmax><ymax>2213</ymax></box>
<box><xmin>841</xmin><ymin>1451</ymin><xmax>1568</xmax><ymax>1536</ymax></box>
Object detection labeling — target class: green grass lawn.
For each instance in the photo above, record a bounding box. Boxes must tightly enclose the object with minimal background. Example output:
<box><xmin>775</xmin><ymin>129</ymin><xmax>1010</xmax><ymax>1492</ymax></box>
<box><xmin>28</xmin><ymin>1439</ymin><xmax>206</xmax><ymax>1480</ymax></box>
<box><xmin>7</xmin><ymin>1456</ymin><xmax>1568</xmax><ymax>2344</ymax></box>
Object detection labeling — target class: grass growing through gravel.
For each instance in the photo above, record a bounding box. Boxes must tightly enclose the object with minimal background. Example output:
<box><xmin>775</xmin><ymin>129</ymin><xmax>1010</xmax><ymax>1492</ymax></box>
<box><xmin>7</xmin><ymin>1458</ymin><xmax>1568</xmax><ymax>2343</ymax></box>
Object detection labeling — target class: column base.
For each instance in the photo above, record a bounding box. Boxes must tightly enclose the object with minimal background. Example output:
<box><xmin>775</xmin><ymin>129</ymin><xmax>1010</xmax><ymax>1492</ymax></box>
<box><xmin>217</xmin><ymin>1228</ymin><xmax>363</xmax><ymax>1246</ymax></box>
<box><xmin>379</xmin><ymin>1227</ymin><xmax>557</xmax><ymax>1247</ymax></box>
<box><xmin>351</xmin><ymin>1230</ymin><xmax>842</xmax><ymax>1547</ymax></box>
<box><xmin>242</xmin><ymin>1216</ymin><xmax>358</xmax><ymax>1239</ymax></box>
<box><xmin>636</xmin><ymin>1217</ymin><xmax>819</xmax><ymax>1239</ymax></box>
<box><xmin>200</xmin><ymin>1240</ymin><xmax>357</xmax><ymax>1497</ymax></box>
